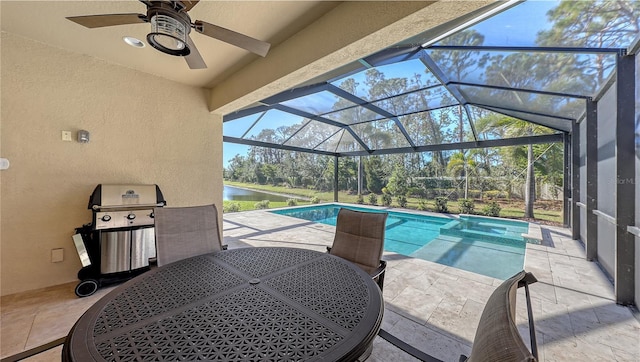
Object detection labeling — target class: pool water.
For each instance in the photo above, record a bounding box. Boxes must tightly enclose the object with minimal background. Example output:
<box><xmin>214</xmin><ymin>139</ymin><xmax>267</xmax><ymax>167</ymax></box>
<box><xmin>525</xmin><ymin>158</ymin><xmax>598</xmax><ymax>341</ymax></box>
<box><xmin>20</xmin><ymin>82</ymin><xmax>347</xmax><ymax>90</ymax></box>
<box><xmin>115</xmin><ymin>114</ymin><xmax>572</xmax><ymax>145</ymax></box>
<box><xmin>271</xmin><ymin>204</ymin><xmax>529</xmax><ymax>280</ymax></box>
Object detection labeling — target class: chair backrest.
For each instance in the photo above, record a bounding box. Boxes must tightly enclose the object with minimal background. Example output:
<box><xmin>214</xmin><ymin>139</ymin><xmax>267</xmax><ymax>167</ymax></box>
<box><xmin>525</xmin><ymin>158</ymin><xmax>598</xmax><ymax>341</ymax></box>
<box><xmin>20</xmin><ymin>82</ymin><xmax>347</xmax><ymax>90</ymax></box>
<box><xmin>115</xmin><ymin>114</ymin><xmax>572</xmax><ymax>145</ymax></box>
<box><xmin>154</xmin><ymin>204</ymin><xmax>222</xmax><ymax>267</ymax></box>
<box><xmin>329</xmin><ymin>208</ymin><xmax>388</xmax><ymax>275</ymax></box>
<box><xmin>463</xmin><ymin>270</ymin><xmax>538</xmax><ymax>362</ymax></box>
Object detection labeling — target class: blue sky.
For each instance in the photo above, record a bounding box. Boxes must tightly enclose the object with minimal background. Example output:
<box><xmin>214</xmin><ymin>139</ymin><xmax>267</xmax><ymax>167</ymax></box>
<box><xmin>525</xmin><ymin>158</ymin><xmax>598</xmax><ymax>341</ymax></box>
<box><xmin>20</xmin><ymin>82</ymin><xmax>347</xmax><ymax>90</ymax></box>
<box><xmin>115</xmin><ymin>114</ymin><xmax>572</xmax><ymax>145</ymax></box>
<box><xmin>224</xmin><ymin>143</ymin><xmax>249</xmax><ymax>168</ymax></box>
<box><xmin>222</xmin><ymin>1</ymin><xmax>558</xmax><ymax>168</ymax></box>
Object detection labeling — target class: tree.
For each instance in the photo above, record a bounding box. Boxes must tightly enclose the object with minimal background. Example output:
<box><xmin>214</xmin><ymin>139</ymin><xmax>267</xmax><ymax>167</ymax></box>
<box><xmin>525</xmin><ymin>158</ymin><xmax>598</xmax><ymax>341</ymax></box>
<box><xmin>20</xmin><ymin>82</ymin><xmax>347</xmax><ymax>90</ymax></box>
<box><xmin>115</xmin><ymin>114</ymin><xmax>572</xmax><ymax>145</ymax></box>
<box><xmin>481</xmin><ymin>50</ymin><xmax>562</xmax><ymax>218</ymax></box>
<box><xmin>261</xmin><ymin>164</ymin><xmax>278</xmax><ymax>185</ymax></box>
<box><xmin>386</xmin><ymin>163</ymin><xmax>410</xmax><ymax>197</ymax></box>
<box><xmin>446</xmin><ymin>151</ymin><xmax>477</xmax><ymax>199</ymax></box>
<box><xmin>523</xmin><ymin>141</ymin><xmax>535</xmax><ymax>218</ymax></box>
<box><xmin>537</xmin><ymin>1</ymin><xmax>640</xmax><ymax>87</ymax></box>
<box><xmin>364</xmin><ymin>156</ymin><xmax>386</xmax><ymax>193</ymax></box>
<box><xmin>225</xmin><ymin>154</ymin><xmax>247</xmax><ymax>181</ymax></box>
<box><xmin>477</xmin><ymin>112</ymin><xmax>557</xmax><ymax>217</ymax></box>
<box><xmin>533</xmin><ymin>143</ymin><xmax>564</xmax><ymax>194</ymax></box>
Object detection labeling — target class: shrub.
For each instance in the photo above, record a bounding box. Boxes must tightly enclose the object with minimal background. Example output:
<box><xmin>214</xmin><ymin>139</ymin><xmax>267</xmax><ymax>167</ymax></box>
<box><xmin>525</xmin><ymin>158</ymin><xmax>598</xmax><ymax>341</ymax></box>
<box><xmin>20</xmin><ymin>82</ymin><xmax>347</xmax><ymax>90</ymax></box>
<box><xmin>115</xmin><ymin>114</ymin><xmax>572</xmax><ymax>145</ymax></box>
<box><xmin>396</xmin><ymin>194</ymin><xmax>408</xmax><ymax>208</ymax></box>
<box><xmin>310</xmin><ymin>196</ymin><xmax>320</xmax><ymax>204</ymax></box>
<box><xmin>368</xmin><ymin>193</ymin><xmax>378</xmax><ymax>205</ymax></box>
<box><xmin>382</xmin><ymin>192</ymin><xmax>392</xmax><ymax>206</ymax></box>
<box><xmin>485</xmin><ymin>190</ymin><xmax>508</xmax><ymax>199</ymax></box>
<box><xmin>435</xmin><ymin>197</ymin><xmax>449</xmax><ymax>213</ymax></box>
<box><xmin>425</xmin><ymin>189</ymin><xmax>436</xmax><ymax>199</ymax></box>
<box><xmin>467</xmin><ymin>190</ymin><xmax>482</xmax><ymax>199</ymax></box>
<box><xmin>432</xmin><ymin>188</ymin><xmax>457</xmax><ymax>198</ymax></box>
<box><xmin>482</xmin><ymin>201</ymin><xmax>501</xmax><ymax>217</ymax></box>
<box><xmin>407</xmin><ymin>186</ymin><xmax>425</xmax><ymax>198</ymax></box>
<box><xmin>223</xmin><ymin>202</ymin><xmax>241</xmax><ymax>213</ymax></box>
<box><xmin>286</xmin><ymin>198</ymin><xmax>298</xmax><ymax>207</ymax></box>
<box><xmin>254</xmin><ymin>200</ymin><xmax>270</xmax><ymax>209</ymax></box>
<box><xmin>459</xmin><ymin>198</ymin><xmax>475</xmax><ymax>214</ymax></box>
<box><xmin>418</xmin><ymin>199</ymin><xmax>429</xmax><ymax>211</ymax></box>
<box><xmin>356</xmin><ymin>194</ymin><xmax>364</xmax><ymax>204</ymax></box>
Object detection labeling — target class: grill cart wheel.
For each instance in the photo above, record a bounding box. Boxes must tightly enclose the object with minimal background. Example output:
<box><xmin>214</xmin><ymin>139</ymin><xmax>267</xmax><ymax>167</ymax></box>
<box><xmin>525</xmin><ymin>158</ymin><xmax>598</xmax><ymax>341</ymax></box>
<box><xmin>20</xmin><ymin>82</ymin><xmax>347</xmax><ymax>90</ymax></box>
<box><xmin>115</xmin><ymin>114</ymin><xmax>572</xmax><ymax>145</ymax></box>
<box><xmin>75</xmin><ymin>279</ymin><xmax>99</xmax><ymax>298</ymax></box>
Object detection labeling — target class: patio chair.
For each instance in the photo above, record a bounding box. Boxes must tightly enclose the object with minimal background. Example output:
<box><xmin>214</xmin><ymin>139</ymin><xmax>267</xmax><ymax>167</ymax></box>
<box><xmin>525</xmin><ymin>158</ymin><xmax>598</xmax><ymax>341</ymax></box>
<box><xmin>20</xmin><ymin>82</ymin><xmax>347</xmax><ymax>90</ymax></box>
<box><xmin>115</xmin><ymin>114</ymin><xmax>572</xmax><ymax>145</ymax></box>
<box><xmin>460</xmin><ymin>270</ymin><xmax>538</xmax><ymax>361</ymax></box>
<box><xmin>378</xmin><ymin>270</ymin><xmax>539</xmax><ymax>362</ymax></box>
<box><xmin>154</xmin><ymin>204</ymin><xmax>225</xmax><ymax>267</ymax></box>
<box><xmin>328</xmin><ymin>208</ymin><xmax>388</xmax><ymax>290</ymax></box>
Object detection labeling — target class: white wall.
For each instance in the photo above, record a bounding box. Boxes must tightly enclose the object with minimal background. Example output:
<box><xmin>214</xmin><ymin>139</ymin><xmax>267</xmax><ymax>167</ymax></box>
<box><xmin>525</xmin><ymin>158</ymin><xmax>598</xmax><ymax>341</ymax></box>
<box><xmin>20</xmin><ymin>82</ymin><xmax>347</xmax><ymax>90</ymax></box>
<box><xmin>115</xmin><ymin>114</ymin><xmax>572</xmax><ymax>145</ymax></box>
<box><xmin>0</xmin><ymin>32</ymin><xmax>223</xmax><ymax>295</ymax></box>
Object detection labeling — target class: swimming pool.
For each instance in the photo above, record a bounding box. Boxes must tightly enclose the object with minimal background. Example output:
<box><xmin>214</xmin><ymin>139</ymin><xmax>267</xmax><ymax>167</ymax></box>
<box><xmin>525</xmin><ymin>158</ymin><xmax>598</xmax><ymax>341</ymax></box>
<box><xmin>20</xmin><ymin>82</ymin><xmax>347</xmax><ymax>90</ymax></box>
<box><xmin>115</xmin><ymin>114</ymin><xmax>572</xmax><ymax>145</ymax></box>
<box><xmin>271</xmin><ymin>204</ymin><xmax>529</xmax><ymax>280</ymax></box>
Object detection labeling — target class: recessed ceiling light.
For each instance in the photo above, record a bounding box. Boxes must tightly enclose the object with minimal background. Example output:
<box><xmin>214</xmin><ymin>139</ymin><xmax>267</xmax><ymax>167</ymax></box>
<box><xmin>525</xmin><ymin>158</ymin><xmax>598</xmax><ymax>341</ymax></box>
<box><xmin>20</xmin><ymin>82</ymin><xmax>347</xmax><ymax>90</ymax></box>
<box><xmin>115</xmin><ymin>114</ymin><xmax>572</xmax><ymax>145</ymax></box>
<box><xmin>123</xmin><ymin>36</ymin><xmax>145</xmax><ymax>48</ymax></box>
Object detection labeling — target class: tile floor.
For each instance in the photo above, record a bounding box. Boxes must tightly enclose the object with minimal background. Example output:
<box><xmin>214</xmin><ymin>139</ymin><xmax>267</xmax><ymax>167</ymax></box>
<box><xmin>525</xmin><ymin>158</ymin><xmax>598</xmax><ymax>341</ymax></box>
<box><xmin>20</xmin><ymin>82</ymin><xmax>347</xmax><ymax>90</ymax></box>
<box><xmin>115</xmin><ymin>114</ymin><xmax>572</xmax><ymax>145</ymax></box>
<box><xmin>2</xmin><ymin>208</ymin><xmax>639</xmax><ymax>361</ymax></box>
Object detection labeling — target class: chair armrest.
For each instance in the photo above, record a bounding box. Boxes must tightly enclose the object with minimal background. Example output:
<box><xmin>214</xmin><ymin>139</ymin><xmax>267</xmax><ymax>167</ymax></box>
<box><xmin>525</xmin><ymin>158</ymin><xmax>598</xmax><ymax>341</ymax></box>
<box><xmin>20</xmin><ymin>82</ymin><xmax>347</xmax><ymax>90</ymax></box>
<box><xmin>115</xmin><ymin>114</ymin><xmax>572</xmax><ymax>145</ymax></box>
<box><xmin>371</xmin><ymin>260</ymin><xmax>386</xmax><ymax>280</ymax></box>
<box><xmin>371</xmin><ymin>260</ymin><xmax>386</xmax><ymax>291</ymax></box>
<box><xmin>518</xmin><ymin>272</ymin><xmax>538</xmax><ymax>360</ymax></box>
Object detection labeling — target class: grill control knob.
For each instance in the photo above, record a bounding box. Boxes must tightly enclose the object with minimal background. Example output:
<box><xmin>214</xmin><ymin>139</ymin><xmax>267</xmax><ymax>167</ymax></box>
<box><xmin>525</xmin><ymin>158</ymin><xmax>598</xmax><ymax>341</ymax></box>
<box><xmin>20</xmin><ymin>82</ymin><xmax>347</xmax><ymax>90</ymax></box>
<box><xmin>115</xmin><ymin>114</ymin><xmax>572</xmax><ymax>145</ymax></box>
<box><xmin>127</xmin><ymin>213</ymin><xmax>136</xmax><ymax>220</ymax></box>
<box><xmin>101</xmin><ymin>215</ymin><xmax>111</xmax><ymax>222</ymax></box>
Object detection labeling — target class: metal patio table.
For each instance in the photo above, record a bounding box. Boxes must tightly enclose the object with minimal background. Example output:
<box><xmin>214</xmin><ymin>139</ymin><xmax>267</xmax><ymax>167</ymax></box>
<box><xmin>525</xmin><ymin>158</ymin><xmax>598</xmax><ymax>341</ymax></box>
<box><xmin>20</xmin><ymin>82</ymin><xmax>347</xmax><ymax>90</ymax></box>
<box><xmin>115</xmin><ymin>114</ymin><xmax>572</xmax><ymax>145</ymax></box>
<box><xmin>63</xmin><ymin>247</ymin><xmax>384</xmax><ymax>361</ymax></box>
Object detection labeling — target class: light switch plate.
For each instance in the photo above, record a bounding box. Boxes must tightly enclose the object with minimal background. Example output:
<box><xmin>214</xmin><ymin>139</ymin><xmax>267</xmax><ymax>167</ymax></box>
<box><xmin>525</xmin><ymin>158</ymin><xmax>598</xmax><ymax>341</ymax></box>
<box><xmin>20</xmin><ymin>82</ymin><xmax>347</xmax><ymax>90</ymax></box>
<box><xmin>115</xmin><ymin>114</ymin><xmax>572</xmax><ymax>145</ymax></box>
<box><xmin>62</xmin><ymin>131</ymin><xmax>72</xmax><ymax>141</ymax></box>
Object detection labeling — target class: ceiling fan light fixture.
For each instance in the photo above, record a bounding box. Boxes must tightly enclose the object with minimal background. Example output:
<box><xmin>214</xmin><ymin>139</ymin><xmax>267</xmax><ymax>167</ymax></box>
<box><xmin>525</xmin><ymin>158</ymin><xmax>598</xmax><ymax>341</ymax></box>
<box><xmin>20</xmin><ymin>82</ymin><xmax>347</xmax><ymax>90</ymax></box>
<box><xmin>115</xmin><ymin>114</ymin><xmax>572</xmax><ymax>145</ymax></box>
<box><xmin>147</xmin><ymin>13</ymin><xmax>190</xmax><ymax>56</ymax></box>
<box><xmin>123</xmin><ymin>36</ymin><xmax>145</xmax><ymax>48</ymax></box>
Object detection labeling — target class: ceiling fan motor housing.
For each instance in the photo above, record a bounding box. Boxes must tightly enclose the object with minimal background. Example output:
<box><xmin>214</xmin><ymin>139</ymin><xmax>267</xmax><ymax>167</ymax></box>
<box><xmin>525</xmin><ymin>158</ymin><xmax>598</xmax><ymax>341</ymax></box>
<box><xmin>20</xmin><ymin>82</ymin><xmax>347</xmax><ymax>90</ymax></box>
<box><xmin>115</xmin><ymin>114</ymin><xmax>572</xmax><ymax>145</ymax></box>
<box><xmin>146</xmin><ymin>1</ymin><xmax>192</xmax><ymax>56</ymax></box>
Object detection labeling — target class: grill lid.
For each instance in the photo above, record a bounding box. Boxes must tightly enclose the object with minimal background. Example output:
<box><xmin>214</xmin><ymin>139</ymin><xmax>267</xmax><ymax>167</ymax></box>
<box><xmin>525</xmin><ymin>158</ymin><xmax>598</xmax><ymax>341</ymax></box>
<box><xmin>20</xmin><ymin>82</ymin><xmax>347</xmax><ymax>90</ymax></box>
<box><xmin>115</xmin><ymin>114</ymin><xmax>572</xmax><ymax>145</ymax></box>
<box><xmin>88</xmin><ymin>184</ymin><xmax>166</xmax><ymax>210</ymax></box>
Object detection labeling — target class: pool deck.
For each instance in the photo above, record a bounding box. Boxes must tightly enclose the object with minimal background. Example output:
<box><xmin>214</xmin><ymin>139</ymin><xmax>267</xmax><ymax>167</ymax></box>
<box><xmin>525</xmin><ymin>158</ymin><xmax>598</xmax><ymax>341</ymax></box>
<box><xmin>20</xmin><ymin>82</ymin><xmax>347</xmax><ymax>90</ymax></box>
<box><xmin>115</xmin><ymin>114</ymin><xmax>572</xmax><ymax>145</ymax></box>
<box><xmin>223</xmin><ymin>207</ymin><xmax>640</xmax><ymax>361</ymax></box>
<box><xmin>1</xmin><ymin>206</ymin><xmax>638</xmax><ymax>361</ymax></box>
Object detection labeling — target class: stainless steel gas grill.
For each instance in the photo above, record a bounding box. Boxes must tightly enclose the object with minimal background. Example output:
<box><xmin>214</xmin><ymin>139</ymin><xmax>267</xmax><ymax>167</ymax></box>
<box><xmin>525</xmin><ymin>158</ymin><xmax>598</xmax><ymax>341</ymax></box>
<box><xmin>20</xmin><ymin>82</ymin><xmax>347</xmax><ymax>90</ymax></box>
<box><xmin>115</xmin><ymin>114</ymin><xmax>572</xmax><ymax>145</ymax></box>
<box><xmin>73</xmin><ymin>184</ymin><xmax>166</xmax><ymax>297</ymax></box>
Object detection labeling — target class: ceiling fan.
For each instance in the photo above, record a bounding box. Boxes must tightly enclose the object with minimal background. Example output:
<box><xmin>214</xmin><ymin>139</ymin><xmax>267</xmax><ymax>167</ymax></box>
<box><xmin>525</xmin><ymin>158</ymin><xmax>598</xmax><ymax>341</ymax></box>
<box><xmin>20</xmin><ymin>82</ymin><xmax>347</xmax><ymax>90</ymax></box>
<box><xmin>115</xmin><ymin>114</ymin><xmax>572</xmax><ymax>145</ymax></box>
<box><xmin>66</xmin><ymin>0</ymin><xmax>271</xmax><ymax>69</ymax></box>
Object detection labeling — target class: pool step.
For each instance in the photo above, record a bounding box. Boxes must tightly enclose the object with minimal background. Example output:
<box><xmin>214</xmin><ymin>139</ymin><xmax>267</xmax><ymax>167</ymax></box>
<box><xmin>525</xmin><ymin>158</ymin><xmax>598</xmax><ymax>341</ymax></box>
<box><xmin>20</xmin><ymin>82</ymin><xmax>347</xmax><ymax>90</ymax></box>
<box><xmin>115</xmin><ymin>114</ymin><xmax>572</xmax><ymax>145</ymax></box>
<box><xmin>440</xmin><ymin>227</ymin><xmax>524</xmax><ymax>245</ymax></box>
<box><xmin>440</xmin><ymin>217</ymin><xmax>528</xmax><ymax>246</ymax></box>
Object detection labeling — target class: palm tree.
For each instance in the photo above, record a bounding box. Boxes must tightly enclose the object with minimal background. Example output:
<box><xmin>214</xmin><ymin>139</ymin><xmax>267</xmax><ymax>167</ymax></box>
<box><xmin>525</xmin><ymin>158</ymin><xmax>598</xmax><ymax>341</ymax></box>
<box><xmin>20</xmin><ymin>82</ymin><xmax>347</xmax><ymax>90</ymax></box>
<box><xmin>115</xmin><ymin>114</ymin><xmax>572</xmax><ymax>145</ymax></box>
<box><xmin>475</xmin><ymin>114</ymin><xmax>556</xmax><ymax>218</ymax></box>
<box><xmin>447</xmin><ymin>151</ymin><xmax>477</xmax><ymax>199</ymax></box>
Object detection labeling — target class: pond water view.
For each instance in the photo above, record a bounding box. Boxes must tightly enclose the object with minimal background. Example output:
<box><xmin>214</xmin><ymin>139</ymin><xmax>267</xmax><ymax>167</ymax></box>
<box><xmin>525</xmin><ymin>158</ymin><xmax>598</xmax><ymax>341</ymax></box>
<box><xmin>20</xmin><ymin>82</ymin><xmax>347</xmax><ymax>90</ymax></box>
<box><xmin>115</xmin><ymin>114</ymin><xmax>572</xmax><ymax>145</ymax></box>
<box><xmin>223</xmin><ymin>185</ymin><xmax>296</xmax><ymax>202</ymax></box>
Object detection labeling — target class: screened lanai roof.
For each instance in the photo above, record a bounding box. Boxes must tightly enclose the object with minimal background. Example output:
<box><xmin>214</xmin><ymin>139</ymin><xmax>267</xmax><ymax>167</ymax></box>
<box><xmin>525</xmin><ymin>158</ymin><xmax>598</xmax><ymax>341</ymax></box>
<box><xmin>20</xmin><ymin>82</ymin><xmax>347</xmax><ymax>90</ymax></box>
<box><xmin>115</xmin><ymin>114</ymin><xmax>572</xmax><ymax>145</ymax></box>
<box><xmin>223</xmin><ymin>0</ymin><xmax>640</xmax><ymax>157</ymax></box>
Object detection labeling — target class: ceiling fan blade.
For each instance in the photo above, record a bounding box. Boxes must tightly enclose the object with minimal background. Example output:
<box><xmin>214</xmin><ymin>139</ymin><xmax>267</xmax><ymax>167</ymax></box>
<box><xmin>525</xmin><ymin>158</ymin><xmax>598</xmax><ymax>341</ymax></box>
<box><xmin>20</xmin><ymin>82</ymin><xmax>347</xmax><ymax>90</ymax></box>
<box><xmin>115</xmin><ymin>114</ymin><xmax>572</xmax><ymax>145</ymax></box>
<box><xmin>66</xmin><ymin>14</ymin><xmax>147</xmax><ymax>28</ymax></box>
<box><xmin>182</xmin><ymin>0</ymin><xmax>200</xmax><ymax>12</ymax></box>
<box><xmin>185</xmin><ymin>36</ymin><xmax>207</xmax><ymax>69</ymax></box>
<box><xmin>194</xmin><ymin>20</ymin><xmax>271</xmax><ymax>57</ymax></box>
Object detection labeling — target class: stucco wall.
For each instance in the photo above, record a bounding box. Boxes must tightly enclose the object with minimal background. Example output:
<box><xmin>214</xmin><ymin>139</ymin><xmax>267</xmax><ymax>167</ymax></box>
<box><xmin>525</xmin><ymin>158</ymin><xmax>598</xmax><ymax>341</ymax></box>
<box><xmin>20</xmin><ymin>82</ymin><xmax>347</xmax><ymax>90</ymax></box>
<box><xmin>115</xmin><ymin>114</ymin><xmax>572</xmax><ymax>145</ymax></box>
<box><xmin>0</xmin><ymin>32</ymin><xmax>222</xmax><ymax>296</ymax></box>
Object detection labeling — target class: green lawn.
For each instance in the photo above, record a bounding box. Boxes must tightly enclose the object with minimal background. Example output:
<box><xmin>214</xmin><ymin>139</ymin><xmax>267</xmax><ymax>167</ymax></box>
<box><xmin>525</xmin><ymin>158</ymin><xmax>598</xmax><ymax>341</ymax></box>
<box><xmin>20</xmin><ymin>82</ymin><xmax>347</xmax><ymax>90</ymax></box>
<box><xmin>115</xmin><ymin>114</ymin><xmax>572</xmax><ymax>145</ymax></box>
<box><xmin>223</xmin><ymin>181</ymin><xmax>563</xmax><ymax>225</ymax></box>
<box><xmin>222</xmin><ymin>200</ymin><xmax>313</xmax><ymax>212</ymax></box>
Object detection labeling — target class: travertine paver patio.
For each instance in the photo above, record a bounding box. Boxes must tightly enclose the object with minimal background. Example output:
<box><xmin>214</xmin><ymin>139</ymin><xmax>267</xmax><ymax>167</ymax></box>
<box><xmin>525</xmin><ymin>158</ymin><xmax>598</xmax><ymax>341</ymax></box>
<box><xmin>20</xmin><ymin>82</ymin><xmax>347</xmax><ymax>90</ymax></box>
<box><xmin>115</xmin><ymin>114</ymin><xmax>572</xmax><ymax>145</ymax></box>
<box><xmin>223</xmin><ymin>208</ymin><xmax>640</xmax><ymax>362</ymax></box>
<box><xmin>1</xmin><ymin>207</ymin><xmax>638</xmax><ymax>361</ymax></box>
